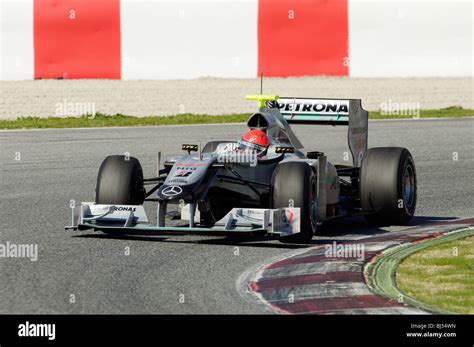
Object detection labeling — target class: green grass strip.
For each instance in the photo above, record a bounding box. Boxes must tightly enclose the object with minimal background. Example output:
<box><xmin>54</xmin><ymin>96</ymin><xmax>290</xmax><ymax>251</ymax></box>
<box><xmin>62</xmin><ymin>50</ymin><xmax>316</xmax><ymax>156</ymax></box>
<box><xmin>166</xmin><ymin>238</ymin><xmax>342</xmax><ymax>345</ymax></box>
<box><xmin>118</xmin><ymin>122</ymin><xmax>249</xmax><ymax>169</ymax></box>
<box><xmin>0</xmin><ymin>113</ymin><xmax>249</xmax><ymax>130</ymax></box>
<box><xmin>397</xmin><ymin>235</ymin><xmax>474</xmax><ymax>314</ymax></box>
<box><xmin>369</xmin><ymin>106</ymin><xmax>473</xmax><ymax>119</ymax></box>
<box><xmin>0</xmin><ymin>106</ymin><xmax>472</xmax><ymax>130</ymax></box>
<box><xmin>365</xmin><ymin>227</ymin><xmax>474</xmax><ymax>314</ymax></box>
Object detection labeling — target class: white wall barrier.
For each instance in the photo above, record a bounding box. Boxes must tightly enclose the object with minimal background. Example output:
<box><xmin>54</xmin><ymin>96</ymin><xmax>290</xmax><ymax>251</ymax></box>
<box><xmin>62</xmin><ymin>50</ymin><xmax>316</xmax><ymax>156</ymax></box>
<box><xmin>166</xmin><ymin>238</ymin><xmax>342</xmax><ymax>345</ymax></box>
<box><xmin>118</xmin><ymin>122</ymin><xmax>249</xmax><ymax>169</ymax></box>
<box><xmin>0</xmin><ymin>0</ymin><xmax>472</xmax><ymax>80</ymax></box>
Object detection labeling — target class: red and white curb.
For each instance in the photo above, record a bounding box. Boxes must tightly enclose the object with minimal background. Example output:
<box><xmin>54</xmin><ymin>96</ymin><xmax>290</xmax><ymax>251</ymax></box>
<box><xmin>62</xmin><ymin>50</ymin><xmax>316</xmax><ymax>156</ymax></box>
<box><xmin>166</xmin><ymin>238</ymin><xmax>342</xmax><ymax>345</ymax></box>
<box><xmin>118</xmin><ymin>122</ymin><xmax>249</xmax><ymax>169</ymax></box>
<box><xmin>246</xmin><ymin>218</ymin><xmax>474</xmax><ymax>314</ymax></box>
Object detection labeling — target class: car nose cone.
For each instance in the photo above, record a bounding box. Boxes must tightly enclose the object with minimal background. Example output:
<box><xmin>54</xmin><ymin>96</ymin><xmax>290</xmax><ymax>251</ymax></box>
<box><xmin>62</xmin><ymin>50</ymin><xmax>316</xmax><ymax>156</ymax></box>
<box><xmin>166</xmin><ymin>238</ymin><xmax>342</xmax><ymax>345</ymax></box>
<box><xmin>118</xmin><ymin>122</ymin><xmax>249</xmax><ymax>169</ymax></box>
<box><xmin>161</xmin><ymin>185</ymin><xmax>183</xmax><ymax>197</ymax></box>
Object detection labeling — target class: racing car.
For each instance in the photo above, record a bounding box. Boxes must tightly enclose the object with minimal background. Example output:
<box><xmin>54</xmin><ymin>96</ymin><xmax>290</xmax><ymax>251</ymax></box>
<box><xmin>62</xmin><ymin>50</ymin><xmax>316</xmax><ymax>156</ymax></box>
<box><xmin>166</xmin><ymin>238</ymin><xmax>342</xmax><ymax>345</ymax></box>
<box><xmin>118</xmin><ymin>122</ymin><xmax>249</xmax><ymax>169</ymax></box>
<box><xmin>65</xmin><ymin>95</ymin><xmax>417</xmax><ymax>243</ymax></box>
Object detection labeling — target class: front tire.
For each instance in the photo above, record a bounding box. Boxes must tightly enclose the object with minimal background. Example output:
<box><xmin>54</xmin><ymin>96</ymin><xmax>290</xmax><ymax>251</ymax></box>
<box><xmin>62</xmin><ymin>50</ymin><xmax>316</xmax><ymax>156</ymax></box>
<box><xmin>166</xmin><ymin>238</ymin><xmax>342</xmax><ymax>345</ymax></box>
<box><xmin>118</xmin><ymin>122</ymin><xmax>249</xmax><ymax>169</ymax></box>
<box><xmin>95</xmin><ymin>155</ymin><xmax>145</xmax><ymax>205</ymax></box>
<box><xmin>272</xmin><ymin>162</ymin><xmax>317</xmax><ymax>243</ymax></box>
<box><xmin>360</xmin><ymin>147</ymin><xmax>416</xmax><ymax>226</ymax></box>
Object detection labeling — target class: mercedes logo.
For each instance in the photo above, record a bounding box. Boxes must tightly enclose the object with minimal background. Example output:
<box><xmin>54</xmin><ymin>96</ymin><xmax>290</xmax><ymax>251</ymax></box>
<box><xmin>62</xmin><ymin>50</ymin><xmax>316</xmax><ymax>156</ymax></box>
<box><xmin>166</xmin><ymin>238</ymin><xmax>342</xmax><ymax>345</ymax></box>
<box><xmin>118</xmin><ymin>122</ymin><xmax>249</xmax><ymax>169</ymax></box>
<box><xmin>161</xmin><ymin>185</ymin><xmax>183</xmax><ymax>197</ymax></box>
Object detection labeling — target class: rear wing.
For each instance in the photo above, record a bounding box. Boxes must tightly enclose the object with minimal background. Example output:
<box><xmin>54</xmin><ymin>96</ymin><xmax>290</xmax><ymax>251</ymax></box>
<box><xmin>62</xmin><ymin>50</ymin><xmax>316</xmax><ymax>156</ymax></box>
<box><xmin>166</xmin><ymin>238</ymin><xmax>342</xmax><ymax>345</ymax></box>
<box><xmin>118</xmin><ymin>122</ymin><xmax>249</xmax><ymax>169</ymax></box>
<box><xmin>267</xmin><ymin>97</ymin><xmax>369</xmax><ymax>167</ymax></box>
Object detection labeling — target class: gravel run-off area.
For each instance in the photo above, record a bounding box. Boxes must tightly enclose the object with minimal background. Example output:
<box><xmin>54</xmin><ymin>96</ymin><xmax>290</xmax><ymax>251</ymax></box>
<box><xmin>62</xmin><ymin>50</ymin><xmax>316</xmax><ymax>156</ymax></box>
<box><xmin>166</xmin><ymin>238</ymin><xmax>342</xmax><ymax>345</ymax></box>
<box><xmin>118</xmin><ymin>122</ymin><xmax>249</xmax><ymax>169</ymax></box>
<box><xmin>1</xmin><ymin>77</ymin><xmax>473</xmax><ymax>120</ymax></box>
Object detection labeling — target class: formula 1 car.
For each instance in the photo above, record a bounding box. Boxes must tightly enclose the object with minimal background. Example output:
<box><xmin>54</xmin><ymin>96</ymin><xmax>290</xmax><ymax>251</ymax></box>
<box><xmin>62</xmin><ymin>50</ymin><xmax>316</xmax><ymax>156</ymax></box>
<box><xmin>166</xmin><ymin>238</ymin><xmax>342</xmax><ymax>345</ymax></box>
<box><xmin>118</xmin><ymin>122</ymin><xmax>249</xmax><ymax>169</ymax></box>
<box><xmin>65</xmin><ymin>95</ymin><xmax>417</xmax><ymax>243</ymax></box>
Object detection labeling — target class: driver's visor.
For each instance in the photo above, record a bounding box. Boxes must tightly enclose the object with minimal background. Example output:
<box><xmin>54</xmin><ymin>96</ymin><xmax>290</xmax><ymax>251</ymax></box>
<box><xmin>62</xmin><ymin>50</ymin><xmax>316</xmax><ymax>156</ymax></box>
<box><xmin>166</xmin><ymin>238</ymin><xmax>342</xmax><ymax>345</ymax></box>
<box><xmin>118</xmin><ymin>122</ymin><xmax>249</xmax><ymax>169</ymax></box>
<box><xmin>237</xmin><ymin>140</ymin><xmax>267</xmax><ymax>156</ymax></box>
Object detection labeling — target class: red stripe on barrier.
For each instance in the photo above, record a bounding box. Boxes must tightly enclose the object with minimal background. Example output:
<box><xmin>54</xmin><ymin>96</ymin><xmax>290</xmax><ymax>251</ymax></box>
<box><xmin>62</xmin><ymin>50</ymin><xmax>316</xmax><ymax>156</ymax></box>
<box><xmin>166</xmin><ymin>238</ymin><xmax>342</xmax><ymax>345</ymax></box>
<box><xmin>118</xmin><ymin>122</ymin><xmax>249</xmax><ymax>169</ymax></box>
<box><xmin>34</xmin><ymin>0</ymin><xmax>121</xmax><ymax>79</ymax></box>
<box><xmin>257</xmin><ymin>0</ymin><xmax>348</xmax><ymax>77</ymax></box>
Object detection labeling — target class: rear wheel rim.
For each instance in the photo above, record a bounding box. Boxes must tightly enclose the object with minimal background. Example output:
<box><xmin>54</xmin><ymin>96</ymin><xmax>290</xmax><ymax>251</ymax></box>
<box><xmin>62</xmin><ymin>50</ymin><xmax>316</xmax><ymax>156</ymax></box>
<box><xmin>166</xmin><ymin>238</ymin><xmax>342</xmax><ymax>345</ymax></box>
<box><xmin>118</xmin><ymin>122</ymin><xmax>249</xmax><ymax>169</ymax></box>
<box><xmin>309</xmin><ymin>175</ymin><xmax>317</xmax><ymax>231</ymax></box>
<box><xmin>402</xmin><ymin>164</ymin><xmax>415</xmax><ymax>209</ymax></box>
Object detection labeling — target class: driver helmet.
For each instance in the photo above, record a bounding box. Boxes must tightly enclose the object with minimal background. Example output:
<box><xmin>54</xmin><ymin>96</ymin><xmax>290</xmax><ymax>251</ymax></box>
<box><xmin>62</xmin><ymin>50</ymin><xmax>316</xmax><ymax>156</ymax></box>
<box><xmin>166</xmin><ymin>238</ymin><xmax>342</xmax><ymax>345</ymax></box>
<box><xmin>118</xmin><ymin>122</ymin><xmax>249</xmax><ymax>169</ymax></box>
<box><xmin>238</xmin><ymin>129</ymin><xmax>270</xmax><ymax>156</ymax></box>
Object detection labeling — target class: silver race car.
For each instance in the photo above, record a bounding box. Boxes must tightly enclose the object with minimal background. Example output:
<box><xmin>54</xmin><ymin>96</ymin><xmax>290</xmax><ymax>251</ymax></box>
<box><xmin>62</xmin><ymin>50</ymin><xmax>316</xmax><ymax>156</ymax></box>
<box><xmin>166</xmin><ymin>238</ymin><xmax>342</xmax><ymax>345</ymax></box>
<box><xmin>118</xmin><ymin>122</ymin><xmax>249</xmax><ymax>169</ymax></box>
<box><xmin>66</xmin><ymin>95</ymin><xmax>417</xmax><ymax>243</ymax></box>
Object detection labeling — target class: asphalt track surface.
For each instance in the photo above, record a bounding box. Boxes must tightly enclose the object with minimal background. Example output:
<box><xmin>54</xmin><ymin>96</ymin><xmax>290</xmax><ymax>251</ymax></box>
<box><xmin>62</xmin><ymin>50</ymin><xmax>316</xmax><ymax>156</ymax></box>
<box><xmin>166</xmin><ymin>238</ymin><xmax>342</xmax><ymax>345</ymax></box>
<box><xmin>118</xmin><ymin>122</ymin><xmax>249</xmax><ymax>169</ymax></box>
<box><xmin>1</xmin><ymin>118</ymin><xmax>473</xmax><ymax>314</ymax></box>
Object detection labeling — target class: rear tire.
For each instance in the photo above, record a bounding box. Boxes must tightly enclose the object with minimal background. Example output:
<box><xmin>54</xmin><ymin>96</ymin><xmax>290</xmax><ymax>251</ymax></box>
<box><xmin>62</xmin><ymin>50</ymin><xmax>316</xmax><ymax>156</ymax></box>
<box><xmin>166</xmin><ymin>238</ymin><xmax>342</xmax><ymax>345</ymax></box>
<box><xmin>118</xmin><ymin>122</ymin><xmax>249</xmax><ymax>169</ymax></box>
<box><xmin>95</xmin><ymin>155</ymin><xmax>145</xmax><ymax>205</ymax></box>
<box><xmin>360</xmin><ymin>147</ymin><xmax>416</xmax><ymax>226</ymax></box>
<box><xmin>272</xmin><ymin>162</ymin><xmax>317</xmax><ymax>243</ymax></box>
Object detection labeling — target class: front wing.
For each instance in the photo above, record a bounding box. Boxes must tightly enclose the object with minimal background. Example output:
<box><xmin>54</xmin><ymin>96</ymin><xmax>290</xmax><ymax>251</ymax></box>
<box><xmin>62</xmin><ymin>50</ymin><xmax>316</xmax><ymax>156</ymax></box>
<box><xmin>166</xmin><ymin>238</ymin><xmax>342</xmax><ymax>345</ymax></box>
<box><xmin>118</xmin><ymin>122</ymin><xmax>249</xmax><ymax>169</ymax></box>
<box><xmin>65</xmin><ymin>203</ymin><xmax>301</xmax><ymax>237</ymax></box>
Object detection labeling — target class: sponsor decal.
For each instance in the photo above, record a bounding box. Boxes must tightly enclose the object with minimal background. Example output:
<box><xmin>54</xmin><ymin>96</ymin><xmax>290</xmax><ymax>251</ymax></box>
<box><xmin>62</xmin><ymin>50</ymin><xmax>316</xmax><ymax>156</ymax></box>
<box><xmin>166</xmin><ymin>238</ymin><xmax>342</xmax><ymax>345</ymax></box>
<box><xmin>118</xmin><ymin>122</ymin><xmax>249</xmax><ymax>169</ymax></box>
<box><xmin>174</xmin><ymin>163</ymin><xmax>206</xmax><ymax>167</ymax></box>
<box><xmin>275</xmin><ymin>147</ymin><xmax>294</xmax><ymax>154</ymax></box>
<box><xmin>175</xmin><ymin>171</ymin><xmax>193</xmax><ymax>177</ymax></box>
<box><xmin>326</xmin><ymin>175</ymin><xmax>338</xmax><ymax>191</ymax></box>
<box><xmin>280</xmin><ymin>209</ymin><xmax>294</xmax><ymax>223</ymax></box>
<box><xmin>273</xmin><ymin>209</ymin><xmax>295</xmax><ymax>232</ymax></box>
<box><xmin>353</xmin><ymin>136</ymin><xmax>367</xmax><ymax>150</ymax></box>
<box><xmin>269</xmin><ymin>99</ymin><xmax>349</xmax><ymax>115</ymax></box>
<box><xmin>168</xmin><ymin>179</ymin><xmax>188</xmax><ymax>184</ymax></box>
<box><xmin>114</xmin><ymin>206</ymin><xmax>136</xmax><ymax>212</ymax></box>
<box><xmin>271</xmin><ymin>208</ymin><xmax>300</xmax><ymax>234</ymax></box>
<box><xmin>181</xmin><ymin>144</ymin><xmax>199</xmax><ymax>152</ymax></box>
<box><xmin>277</xmin><ymin>209</ymin><xmax>292</xmax><ymax>225</ymax></box>
<box><xmin>284</xmin><ymin>210</ymin><xmax>294</xmax><ymax>223</ymax></box>
<box><xmin>161</xmin><ymin>185</ymin><xmax>183</xmax><ymax>197</ymax></box>
<box><xmin>243</xmin><ymin>209</ymin><xmax>266</xmax><ymax>217</ymax></box>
